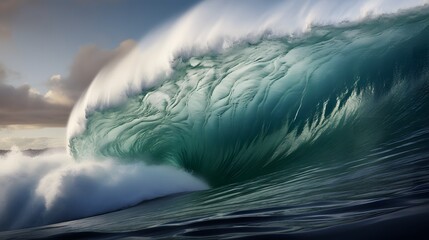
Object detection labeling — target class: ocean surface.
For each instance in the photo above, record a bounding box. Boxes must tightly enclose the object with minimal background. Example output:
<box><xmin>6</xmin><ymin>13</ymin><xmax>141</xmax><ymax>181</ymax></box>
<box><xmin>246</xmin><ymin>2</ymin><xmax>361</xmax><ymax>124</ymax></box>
<box><xmin>1</xmin><ymin>1</ymin><xmax>429</xmax><ymax>239</ymax></box>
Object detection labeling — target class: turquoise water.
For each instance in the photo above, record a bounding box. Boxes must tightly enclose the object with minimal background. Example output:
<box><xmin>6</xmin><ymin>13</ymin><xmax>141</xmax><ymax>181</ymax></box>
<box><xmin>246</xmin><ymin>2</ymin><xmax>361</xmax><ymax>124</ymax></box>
<box><xmin>70</xmin><ymin>7</ymin><xmax>429</xmax><ymax>188</ymax></box>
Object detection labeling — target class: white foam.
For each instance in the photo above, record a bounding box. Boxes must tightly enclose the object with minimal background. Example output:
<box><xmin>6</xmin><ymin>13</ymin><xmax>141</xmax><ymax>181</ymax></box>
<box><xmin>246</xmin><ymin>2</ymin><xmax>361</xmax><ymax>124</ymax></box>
<box><xmin>0</xmin><ymin>148</ymin><xmax>208</xmax><ymax>230</ymax></box>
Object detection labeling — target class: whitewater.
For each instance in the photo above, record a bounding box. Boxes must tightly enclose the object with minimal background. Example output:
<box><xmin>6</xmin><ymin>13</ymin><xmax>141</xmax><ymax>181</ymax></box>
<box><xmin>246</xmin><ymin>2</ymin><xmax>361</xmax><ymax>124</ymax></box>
<box><xmin>1</xmin><ymin>0</ymin><xmax>429</xmax><ymax>239</ymax></box>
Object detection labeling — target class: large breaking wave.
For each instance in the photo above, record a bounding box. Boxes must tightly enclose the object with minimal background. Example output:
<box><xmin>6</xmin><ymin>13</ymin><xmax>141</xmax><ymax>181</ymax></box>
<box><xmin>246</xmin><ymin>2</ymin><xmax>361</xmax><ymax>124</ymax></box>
<box><xmin>1</xmin><ymin>0</ymin><xmax>429</xmax><ymax>231</ymax></box>
<box><xmin>69</xmin><ymin>0</ymin><xmax>429</xmax><ymax>188</ymax></box>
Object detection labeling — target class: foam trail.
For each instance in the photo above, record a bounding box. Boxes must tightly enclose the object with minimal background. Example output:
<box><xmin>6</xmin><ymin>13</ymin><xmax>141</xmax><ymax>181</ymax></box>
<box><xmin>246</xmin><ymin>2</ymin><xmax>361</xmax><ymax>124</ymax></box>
<box><xmin>67</xmin><ymin>0</ymin><xmax>429</xmax><ymax>140</ymax></box>
<box><xmin>0</xmin><ymin>147</ymin><xmax>207</xmax><ymax>230</ymax></box>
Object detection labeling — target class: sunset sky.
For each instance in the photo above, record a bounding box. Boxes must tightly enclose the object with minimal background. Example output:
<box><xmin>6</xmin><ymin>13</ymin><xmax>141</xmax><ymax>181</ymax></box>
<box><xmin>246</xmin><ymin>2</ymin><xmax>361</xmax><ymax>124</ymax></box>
<box><xmin>0</xmin><ymin>0</ymin><xmax>200</xmax><ymax>149</ymax></box>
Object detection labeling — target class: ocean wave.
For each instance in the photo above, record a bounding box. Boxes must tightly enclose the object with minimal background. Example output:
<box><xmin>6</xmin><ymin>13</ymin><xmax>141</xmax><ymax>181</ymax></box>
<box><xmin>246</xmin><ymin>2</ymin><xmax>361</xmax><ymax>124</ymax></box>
<box><xmin>69</xmin><ymin>4</ymin><xmax>429</xmax><ymax>187</ymax></box>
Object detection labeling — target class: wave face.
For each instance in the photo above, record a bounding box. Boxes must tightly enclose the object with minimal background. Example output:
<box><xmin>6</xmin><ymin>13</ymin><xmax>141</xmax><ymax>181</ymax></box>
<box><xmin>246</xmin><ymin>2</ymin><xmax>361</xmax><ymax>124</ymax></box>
<box><xmin>69</xmin><ymin>4</ymin><xmax>429</xmax><ymax>188</ymax></box>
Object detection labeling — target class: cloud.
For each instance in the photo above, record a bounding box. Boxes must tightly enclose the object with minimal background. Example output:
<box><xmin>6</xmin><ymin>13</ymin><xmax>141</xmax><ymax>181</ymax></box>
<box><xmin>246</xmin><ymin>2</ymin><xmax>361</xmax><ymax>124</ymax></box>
<box><xmin>0</xmin><ymin>39</ymin><xmax>137</xmax><ymax>127</ymax></box>
<box><xmin>0</xmin><ymin>64</ymin><xmax>6</xmax><ymax>82</ymax></box>
<box><xmin>46</xmin><ymin>39</ymin><xmax>136</xmax><ymax>104</ymax></box>
<box><xmin>0</xmin><ymin>0</ymin><xmax>26</xmax><ymax>40</ymax></box>
<box><xmin>1</xmin><ymin>37</ymin><xmax>68</xmax><ymax>126</ymax></box>
<box><xmin>0</xmin><ymin>64</ymin><xmax>64</xmax><ymax>149</ymax></box>
<box><xmin>0</xmin><ymin>70</ymin><xmax>71</xmax><ymax>126</ymax></box>
<box><xmin>0</xmin><ymin>137</ymin><xmax>64</xmax><ymax>150</ymax></box>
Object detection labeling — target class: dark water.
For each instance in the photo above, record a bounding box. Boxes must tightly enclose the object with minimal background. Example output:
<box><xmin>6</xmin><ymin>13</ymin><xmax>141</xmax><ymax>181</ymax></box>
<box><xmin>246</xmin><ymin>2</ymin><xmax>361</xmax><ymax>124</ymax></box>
<box><xmin>2</xmin><ymin>6</ymin><xmax>429</xmax><ymax>240</ymax></box>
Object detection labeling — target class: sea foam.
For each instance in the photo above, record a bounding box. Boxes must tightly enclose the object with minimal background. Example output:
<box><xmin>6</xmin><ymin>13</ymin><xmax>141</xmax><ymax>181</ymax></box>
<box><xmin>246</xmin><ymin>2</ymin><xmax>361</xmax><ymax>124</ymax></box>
<box><xmin>0</xmin><ymin>148</ymin><xmax>207</xmax><ymax>230</ymax></box>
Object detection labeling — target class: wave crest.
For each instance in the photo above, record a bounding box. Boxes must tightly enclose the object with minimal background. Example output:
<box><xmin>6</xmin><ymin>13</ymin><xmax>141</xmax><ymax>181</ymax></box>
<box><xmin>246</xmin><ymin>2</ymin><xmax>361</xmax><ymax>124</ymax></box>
<box><xmin>66</xmin><ymin>0</ymin><xmax>429</xmax><ymax>139</ymax></box>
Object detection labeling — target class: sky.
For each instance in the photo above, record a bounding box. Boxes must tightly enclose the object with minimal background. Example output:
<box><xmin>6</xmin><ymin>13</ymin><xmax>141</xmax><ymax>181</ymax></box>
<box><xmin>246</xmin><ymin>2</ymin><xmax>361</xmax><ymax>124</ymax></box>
<box><xmin>0</xmin><ymin>0</ymin><xmax>200</xmax><ymax>150</ymax></box>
